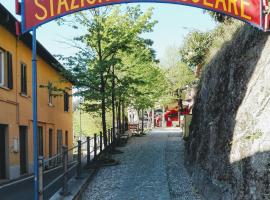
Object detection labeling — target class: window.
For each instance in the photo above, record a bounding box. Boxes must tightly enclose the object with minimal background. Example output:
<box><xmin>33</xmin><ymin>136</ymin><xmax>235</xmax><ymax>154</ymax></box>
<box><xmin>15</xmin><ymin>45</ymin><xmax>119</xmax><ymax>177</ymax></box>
<box><xmin>64</xmin><ymin>92</ymin><xmax>69</xmax><ymax>112</ymax></box>
<box><xmin>0</xmin><ymin>49</ymin><xmax>13</xmax><ymax>89</ymax></box>
<box><xmin>21</xmin><ymin>63</ymin><xmax>27</xmax><ymax>95</ymax></box>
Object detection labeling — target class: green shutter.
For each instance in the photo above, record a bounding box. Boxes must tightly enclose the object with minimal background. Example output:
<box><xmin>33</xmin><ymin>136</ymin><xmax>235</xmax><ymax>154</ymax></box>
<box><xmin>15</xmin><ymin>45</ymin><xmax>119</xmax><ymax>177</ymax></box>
<box><xmin>21</xmin><ymin>64</ymin><xmax>27</xmax><ymax>94</ymax></box>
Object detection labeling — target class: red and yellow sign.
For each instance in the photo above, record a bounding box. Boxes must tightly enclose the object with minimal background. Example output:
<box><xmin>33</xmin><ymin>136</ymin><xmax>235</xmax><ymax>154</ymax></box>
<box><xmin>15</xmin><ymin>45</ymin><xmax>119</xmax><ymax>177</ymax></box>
<box><xmin>21</xmin><ymin>0</ymin><xmax>262</xmax><ymax>33</ymax></box>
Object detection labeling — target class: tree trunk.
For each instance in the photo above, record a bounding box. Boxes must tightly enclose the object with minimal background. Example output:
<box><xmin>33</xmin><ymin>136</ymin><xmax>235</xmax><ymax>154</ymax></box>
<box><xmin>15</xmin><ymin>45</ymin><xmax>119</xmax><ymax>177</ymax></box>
<box><xmin>117</xmin><ymin>100</ymin><xmax>121</xmax><ymax>136</ymax></box>
<box><xmin>122</xmin><ymin>100</ymin><xmax>125</xmax><ymax>132</ymax></box>
<box><xmin>112</xmin><ymin>65</ymin><xmax>116</xmax><ymax>139</ymax></box>
<box><xmin>97</xmin><ymin>30</ymin><xmax>107</xmax><ymax>147</ymax></box>
<box><xmin>100</xmin><ymin>72</ymin><xmax>107</xmax><ymax>147</ymax></box>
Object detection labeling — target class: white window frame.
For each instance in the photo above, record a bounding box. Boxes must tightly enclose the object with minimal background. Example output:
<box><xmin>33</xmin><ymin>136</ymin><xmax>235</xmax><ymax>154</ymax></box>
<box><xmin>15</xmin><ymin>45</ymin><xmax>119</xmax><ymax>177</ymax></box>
<box><xmin>0</xmin><ymin>49</ymin><xmax>4</xmax><ymax>86</ymax></box>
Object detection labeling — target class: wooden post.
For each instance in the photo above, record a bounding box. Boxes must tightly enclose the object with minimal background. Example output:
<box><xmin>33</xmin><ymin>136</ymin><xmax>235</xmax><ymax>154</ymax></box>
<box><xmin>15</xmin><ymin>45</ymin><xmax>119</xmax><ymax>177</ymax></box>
<box><xmin>38</xmin><ymin>157</ymin><xmax>43</xmax><ymax>200</ymax></box>
<box><xmin>87</xmin><ymin>137</ymin><xmax>90</xmax><ymax>165</ymax></box>
<box><xmin>76</xmin><ymin>140</ymin><xmax>82</xmax><ymax>179</ymax></box>
<box><xmin>61</xmin><ymin>146</ymin><xmax>69</xmax><ymax>196</ymax></box>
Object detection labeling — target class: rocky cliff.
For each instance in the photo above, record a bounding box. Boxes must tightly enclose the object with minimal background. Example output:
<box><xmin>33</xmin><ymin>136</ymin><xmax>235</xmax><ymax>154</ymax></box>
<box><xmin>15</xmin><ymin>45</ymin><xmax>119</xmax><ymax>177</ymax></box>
<box><xmin>185</xmin><ymin>24</ymin><xmax>270</xmax><ymax>199</ymax></box>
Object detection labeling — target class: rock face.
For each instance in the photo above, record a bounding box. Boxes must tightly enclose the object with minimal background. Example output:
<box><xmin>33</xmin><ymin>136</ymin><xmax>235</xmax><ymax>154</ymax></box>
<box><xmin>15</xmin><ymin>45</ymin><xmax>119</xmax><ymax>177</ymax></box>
<box><xmin>185</xmin><ymin>25</ymin><xmax>270</xmax><ymax>199</ymax></box>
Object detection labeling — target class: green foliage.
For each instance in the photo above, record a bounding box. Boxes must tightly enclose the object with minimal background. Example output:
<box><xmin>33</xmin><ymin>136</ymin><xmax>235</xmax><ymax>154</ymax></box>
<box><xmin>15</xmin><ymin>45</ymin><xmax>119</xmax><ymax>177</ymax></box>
<box><xmin>206</xmin><ymin>11</ymin><xmax>231</xmax><ymax>23</ymax></box>
<box><xmin>163</xmin><ymin>46</ymin><xmax>196</xmax><ymax>91</ymax></box>
<box><xmin>73</xmin><ymin>110</ymin><xmax>113</xmax><ymax>136</ymax></box>
<box><xmin>206</xmin><ymin>19</ymin><xmax>243</xmax><ymax>64</ymax></box>
<box><xmin>160</xmin><ymin>46</ymin><xmax>196</xmax><ymax>105</ymax></box>
<box><xmin>179</xmin><ymin>30</ymin><xmax>213</xmax><ymax>69</ymax></box>
<box><xmin>58</xmin><ymin>6</ymin><xmax>161</xmax><ymax>135</ymax></box>
<box><xmin>114</xmin><ymin>41</ymin><xmax>168</xmax><ymax>110</ymax></box>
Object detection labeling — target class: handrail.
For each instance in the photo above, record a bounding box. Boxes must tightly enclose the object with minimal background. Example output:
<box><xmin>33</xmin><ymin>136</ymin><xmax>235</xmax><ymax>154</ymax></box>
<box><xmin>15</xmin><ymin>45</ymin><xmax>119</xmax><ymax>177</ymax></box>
<box><xmin>43</xmin><ymin>153</ymin><xmax>62</xmax><ymax>164</ymax></box>
<box><xmin>43</xmin><ymin>162</ymin><xmax>77</xmax><ymax>192</ymax></box>
<box><xmin>38</xmin><ymin>128</ymin><xmax>121</xmax><ymax>198</ymax></box>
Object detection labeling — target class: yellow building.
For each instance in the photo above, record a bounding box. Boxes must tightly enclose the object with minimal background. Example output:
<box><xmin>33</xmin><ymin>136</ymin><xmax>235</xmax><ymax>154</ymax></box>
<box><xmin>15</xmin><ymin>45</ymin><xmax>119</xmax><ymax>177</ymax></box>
<box><xmin>0</xmin><ymin>5</ymin><xmax>73</xmax><ymax>180</ymax></box>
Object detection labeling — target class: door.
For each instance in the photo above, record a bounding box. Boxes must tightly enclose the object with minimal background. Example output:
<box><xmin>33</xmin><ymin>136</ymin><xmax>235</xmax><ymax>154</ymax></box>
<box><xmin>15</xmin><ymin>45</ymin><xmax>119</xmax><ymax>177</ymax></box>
<box><xmin>49</xmin><ymin>129</ymin><xmax>53</xmax><ymax>158</ymax></box>
<box><xmin>0</xmin><ymin>125</ymin><xmax>7</xmax><ymax>179</ymax></box>
<box><xmin>19</xmin><ymin>126</ymin><xmax>27</xmax><ymax>175</ymax></box>
<box><xmin>38</xmin><ymin>127</ymin><xmax>43</xmax><ymax>156</ymax></box>
<box><xmin>57</xmin><ymin>130</ymin><xmax>62</xmax><ymax>154</ymax></box>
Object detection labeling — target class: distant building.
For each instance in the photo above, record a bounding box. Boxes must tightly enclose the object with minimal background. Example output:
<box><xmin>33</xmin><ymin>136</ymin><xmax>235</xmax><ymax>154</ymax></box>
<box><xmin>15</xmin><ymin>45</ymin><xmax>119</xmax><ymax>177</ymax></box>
<box><xmin>0</xmin><ymin>5</ymin><xmax>73</xmax><ymax>180</ymax></box>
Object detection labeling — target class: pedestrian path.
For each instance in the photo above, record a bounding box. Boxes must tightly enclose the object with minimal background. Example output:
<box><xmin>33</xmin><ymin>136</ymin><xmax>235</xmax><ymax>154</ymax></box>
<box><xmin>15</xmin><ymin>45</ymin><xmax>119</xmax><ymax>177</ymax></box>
<box><xmin>82</xmin><ymin>128</ymin><xmax>201</xmax><ymax>200</ymax></box>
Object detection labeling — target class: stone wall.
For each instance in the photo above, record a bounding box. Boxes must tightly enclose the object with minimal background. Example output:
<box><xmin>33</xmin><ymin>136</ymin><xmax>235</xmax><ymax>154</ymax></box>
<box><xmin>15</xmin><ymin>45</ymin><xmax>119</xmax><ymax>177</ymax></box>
<box><xmin>185</xmin><ymin>25</ymin><xmax>270</xmax><ymax>199</ymax></box>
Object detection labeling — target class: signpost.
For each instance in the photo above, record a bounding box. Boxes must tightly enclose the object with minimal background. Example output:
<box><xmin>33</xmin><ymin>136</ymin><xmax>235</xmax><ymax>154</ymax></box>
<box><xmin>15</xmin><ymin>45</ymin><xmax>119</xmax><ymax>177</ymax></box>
<box><xmin>15</xmin><ymin>0</ymin><xmax>270</xmax><ymax>199</ymax></box>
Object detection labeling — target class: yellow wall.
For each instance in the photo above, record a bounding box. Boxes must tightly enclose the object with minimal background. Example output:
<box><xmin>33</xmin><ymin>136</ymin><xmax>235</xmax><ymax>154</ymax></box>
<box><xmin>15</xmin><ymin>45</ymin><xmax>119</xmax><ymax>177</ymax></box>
<box><xmin>0</xmin><ymin>25</ymin><xmax>73</xmax><ymax>179</ymax></box>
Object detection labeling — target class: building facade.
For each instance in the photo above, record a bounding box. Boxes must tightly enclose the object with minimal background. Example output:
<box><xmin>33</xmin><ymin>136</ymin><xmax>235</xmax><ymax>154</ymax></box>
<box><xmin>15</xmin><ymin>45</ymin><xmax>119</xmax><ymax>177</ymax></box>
<box><xmin>0</xmin><ymin>5</ymin><xmax>73</xmax><ymax>180</ymax></box>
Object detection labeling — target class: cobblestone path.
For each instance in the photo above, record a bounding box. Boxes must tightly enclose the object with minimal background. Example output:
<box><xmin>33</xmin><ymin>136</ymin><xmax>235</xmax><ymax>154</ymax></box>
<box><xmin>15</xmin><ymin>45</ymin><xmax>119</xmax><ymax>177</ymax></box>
<box><xmin>82</xmin><ymin>128</ymin><xmax>201</xmax><ymax>200</ymax></box>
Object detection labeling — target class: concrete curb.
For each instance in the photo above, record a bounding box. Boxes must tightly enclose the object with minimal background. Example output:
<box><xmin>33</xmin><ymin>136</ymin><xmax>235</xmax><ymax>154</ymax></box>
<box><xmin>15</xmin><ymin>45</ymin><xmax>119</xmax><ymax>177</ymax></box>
<box><xmin>73</xmin><ymin>167</ymin><xmax>99</xmax><ymax>200</ymax></box>
<box><xmin>50</xmin><ymin>167</ymin><xmax>100</xmax><ymax>200</ymax></box>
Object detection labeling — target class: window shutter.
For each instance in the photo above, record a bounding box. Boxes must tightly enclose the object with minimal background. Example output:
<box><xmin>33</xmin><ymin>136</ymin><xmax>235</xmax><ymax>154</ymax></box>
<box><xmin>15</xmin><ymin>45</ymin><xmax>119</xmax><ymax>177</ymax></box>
<box><xmin>20</xmin><ymin>64</ymin><xmax>24</xmax><ymax>93</ymax></box>
<box><xmin>7</xmin><ymin>52</ymin><xmax>13</xmax><ymax>89</ymax></box>
<box><xmin>24</xmin><ymin>65</ymin><xmax>27</xmax><ymax>94</ymax></box>
<box><xmin>64</xmin><ymin>92</ymin><xmax>69</xmax><ymax>112</ymax></box>
<box><xmin>21</xmin><ymin>64</ymin><xmax>27</xmax><ymax>94</ymax></box>
<box><xmin>67</xmin><ymin>93</ymin><xmax>69</xmax><ymax>112</ymax></box>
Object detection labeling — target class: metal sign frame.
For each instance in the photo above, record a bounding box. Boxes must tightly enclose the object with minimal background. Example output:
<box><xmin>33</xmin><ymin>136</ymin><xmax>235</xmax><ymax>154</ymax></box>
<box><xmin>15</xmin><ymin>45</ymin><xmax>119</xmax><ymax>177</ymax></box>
<box><xmin>20</xmin><ymin>0</ymin><xmax>266</xmax><ymax>33</ymax></box>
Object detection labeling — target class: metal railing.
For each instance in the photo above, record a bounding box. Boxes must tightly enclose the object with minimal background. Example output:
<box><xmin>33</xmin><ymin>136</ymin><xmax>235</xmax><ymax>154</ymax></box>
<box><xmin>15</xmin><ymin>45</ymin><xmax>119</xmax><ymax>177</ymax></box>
<box><xmin>37</xmin><ymin>125</ymin><xmax>124</xmax><ymax>200</ymax></box>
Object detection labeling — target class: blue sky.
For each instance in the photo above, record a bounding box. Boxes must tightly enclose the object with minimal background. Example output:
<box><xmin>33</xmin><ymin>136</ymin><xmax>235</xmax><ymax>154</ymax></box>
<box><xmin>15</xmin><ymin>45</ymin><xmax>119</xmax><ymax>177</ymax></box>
<box><xmin>0</xmin><ymin>1</ymin><xmax>216</xmax><ymax>64</ymax></box>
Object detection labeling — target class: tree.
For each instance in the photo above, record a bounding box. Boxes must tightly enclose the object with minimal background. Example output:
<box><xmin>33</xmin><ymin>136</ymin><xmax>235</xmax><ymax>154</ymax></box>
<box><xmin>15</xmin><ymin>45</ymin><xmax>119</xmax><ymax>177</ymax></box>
<box><xmin>179</xmin><ymin>30</ymin><xmax>213</xmax><ymax>70</ymax></box>
<box><xmin>163</xmin><ymin>46</ymin><xmax>195</xmax><ymax>91</ymax></box>
<box><xmin>114</xmin><ymin>41</ymin><xmax>166</xmax><ymax>109</ymax></box>
<box><xmin>58</xmin><ymin>6</ymin><xmax>157</xmax><ymax>143</ymax></box>
<box><xmin>205</xmin><ymin>11</ymin><xmax>231</xmax><ymax>23</ymax></box>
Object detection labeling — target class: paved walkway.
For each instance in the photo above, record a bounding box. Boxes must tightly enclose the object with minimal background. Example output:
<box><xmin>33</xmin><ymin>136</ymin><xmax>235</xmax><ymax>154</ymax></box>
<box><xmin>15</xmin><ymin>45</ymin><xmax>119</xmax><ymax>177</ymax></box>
<box><xmin>82</xmin><ymin>128</ymin><xmax>201</xmax><ymax>200</ymax></box>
